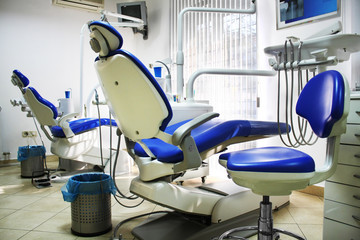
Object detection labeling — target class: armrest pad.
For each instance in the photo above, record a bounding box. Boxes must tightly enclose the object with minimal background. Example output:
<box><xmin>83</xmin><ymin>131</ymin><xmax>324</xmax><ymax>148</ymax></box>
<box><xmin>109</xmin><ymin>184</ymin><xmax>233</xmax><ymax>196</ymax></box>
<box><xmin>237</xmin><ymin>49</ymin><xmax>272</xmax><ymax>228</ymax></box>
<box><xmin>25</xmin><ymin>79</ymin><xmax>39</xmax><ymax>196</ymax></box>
<box><xmin>172</xmin><ymin>112</ymin><xmax>219</xmax><ymax>146</ymax></box>
<box><xmin>58</xmin><ymin>112</ymin><xmax>80</xmax><ymax>138</ymax></box>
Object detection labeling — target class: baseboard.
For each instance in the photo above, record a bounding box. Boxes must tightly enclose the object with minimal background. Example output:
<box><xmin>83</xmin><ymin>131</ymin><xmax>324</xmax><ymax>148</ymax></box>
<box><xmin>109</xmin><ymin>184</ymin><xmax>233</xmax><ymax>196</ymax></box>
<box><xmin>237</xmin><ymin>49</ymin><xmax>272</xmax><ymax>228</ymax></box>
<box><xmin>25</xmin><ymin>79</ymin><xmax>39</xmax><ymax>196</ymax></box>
<box><xmin>0</xmin><ymin>155</ymin><xmax>59</xmax><ymax>167</ymax></box>
<box><xmin>298</xmin><ymin>185</ymin><xmax>324</xmax><ymax>197</ymax></box>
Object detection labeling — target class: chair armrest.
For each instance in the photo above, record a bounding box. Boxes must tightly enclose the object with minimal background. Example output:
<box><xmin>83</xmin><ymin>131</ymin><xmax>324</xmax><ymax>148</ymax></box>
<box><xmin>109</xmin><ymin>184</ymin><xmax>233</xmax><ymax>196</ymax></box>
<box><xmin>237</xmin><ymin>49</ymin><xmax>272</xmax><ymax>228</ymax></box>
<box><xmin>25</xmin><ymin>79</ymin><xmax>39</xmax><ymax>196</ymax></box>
<box><xmin>58</xmin><ymin>112</ymin><xmax>80</xmax><ymax>138</ymax></box>
<box><xmin>172</xmin><ymin>112</ymin><xmax>219</xmax><ymax>146</ymax></box>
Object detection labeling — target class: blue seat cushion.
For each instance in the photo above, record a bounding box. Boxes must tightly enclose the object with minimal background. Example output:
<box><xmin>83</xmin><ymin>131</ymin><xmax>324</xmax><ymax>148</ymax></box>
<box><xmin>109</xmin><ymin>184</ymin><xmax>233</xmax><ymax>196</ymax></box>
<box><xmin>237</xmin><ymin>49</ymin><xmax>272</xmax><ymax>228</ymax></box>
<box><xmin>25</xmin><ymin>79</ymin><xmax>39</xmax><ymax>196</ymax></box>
<box><xmin>134</xmin><ymin>119</ymin><xmax>288</xmax><ymax>164</ymax></box>
<box><xmin>221</xmin><ymin>147</ymin><xmax>315</xmax><ymax>173</ymax></box>
<box><xmin>51</xmin><ymin>118</ymin><xmax>117</xmax><ymax>138</ymax></box>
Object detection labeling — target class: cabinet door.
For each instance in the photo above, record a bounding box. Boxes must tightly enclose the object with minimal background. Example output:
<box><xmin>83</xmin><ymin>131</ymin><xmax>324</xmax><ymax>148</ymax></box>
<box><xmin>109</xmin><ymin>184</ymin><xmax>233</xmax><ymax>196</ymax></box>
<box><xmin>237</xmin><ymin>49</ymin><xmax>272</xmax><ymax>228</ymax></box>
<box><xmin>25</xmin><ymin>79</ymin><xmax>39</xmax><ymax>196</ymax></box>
<box><xmin>341</xmin><ymin>125</ymin><xmax>360</xmax><ymax>145</ymax></box>
<box><xmin>325</xmin><ymin>181</ymin><xmax>360</xmax><ymax>207</ymax></box>
<box><xmin>348</xmin><ymin>99</ymin><xmax>360</xmax><ymax>124</ymax></box>
<box><xmin>324</xmin><ymin>200</ymin><xmax>360</xmax><ymax>229</ymax></box>
<box><xmin>323</xmin><ymin>218</ymin><xmax>360</xmax><ymax>240</ymax></box>
<box><xmin>328</xmin><ymin>164</ymin><xmax>360</xmax><ymax>187</ymax></box>
<box><xmin>338</xmin><ymin>145</ymin><xmax>360</xmax><ymax>167</ymax></box>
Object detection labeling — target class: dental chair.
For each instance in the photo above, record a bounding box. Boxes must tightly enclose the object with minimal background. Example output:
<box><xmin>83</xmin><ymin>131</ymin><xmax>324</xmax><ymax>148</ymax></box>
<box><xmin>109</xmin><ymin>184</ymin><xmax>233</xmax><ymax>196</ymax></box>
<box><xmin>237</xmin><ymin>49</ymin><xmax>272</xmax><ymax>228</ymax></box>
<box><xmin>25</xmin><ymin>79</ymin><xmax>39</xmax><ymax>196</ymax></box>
<box><xmin>88</xmin><ymin>20</ymin><xmax>290</xmax><ymax>240</ymax></box>
<box><xmin>218</xmin><ymin>70</ymin><xmax>350</xmax><ymax>239</ymax></box>
<box><xmin>11</xmin><ymin>69</ymin><xmax>117</xmax><ymax>178</ymax></box>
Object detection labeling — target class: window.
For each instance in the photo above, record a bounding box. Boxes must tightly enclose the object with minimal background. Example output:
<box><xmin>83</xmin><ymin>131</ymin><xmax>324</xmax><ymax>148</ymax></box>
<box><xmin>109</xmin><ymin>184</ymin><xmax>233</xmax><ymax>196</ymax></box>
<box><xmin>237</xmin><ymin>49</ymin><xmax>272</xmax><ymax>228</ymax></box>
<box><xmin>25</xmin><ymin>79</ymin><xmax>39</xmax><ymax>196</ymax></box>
<box><xmin>170</xmin><ymin>0</ymin><xmax>257</xmax><ymax>175</ymax></box>
<box><xmin>171</xmin><ymin>0</ymin><xmax>257</xmax><ymax>120</ymax></box>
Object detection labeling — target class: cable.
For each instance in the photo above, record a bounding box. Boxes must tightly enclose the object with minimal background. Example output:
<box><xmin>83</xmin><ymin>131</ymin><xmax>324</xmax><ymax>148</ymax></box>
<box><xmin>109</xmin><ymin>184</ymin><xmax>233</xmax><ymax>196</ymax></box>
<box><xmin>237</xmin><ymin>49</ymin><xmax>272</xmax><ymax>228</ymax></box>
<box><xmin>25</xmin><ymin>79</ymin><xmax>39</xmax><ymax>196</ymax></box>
<box><xmin>94</xmin><ymin>89</ymin><xmax>105</xmax><ymax>172</ymax></box>
<box><xmin>112</xmin><ymin>132</ymin><xmax>139</xmax><ymax>201</ymax></box>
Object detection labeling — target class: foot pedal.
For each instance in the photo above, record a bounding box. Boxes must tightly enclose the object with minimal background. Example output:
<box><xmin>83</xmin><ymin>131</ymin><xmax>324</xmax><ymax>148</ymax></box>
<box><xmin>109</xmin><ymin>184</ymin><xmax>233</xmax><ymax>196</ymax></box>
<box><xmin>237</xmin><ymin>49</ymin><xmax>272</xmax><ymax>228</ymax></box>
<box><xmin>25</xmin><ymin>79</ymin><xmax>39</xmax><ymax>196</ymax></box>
<box><xmin>33</xmin><ymin>177</ymin><xmax>51</xmax><ymax>189</ymax></box>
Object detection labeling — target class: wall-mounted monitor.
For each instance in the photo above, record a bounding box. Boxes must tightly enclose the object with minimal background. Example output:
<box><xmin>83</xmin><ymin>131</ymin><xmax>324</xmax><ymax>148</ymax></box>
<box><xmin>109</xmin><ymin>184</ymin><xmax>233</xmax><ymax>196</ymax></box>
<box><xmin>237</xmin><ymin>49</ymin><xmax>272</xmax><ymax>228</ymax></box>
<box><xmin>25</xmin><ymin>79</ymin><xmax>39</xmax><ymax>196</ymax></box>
<box><xmin>117</xmin><ymin>1</ymin><xmax>148</xmax><ymax>39</ymax></box>
<box><xmin>117</xmin><ymin>1</ymin><xmax>147</xmax><ymax>26</ymax></box>
<box><xmin>277</xmin><ymin>0</ymin><xmax>340</xmax><ymax>29</ymax></box>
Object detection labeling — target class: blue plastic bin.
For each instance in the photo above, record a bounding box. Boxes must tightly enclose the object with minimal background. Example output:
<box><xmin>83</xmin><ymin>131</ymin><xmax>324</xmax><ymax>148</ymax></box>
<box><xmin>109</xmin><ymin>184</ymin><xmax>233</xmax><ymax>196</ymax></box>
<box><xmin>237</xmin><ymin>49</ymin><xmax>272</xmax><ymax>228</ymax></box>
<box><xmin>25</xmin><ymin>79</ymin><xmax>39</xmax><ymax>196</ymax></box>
<box><xmin>61</xmin><ymin>173</ymin><xmax>116</xmax><ymax>236</ymax></box>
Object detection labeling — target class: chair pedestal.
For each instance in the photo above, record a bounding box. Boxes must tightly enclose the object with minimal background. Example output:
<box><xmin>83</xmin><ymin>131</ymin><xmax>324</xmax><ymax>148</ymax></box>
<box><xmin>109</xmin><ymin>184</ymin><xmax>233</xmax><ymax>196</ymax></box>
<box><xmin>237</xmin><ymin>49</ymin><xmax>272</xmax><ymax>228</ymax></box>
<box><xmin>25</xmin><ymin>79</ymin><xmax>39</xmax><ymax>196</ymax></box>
<box><xmin>218</xmin><ymin>196</ymin><xmax>305</xmax><ymax>240</ymax></box>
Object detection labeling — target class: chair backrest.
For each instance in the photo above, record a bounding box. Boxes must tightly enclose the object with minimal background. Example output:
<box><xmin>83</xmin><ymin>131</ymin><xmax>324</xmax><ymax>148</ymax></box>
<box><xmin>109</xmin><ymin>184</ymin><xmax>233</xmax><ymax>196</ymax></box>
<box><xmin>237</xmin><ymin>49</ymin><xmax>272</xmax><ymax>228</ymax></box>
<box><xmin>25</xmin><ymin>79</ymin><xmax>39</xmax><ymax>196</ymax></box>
<box><xmin>296</xmin><ymin>70</ymin><xmax>349</xmax><ymax>138</ymax></box>
<box><xmin>12</xmin><ymin>70</ymin><xmax>58</xmax><ymax>126</ymax></box>
<box><xmin>89</xmin><ymin>21</ymin><xmax>173</xmax><ymax>141</ymax></box>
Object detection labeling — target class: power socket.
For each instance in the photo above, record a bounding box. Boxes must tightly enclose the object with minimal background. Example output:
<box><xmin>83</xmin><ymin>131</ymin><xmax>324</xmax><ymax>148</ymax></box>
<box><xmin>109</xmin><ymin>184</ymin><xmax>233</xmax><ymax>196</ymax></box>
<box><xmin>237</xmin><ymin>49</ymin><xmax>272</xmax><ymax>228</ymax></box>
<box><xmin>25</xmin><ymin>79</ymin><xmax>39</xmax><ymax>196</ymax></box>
<box><xmin>22</xmin><ymin>131</ymin><xmax>37</xmax><ymax>138</ymax></box>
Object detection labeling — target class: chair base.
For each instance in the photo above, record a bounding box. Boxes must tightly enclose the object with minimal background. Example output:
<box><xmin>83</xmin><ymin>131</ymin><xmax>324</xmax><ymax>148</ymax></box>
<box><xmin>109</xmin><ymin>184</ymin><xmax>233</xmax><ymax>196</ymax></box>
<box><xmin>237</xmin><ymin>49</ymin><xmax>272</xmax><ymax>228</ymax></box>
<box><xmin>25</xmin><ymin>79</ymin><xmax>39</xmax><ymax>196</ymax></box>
<box><xmin>218</xmin><ymin>196</ymin><xmax>306</xmax><ymax>240</ymax></box>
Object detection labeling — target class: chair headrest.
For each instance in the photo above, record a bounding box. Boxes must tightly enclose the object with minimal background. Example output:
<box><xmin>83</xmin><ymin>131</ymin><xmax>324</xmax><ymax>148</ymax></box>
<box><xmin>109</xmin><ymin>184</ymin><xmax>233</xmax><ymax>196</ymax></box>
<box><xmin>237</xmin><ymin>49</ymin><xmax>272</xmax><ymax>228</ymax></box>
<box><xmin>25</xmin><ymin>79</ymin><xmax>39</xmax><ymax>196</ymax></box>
<box><xmin>12</xmin><ymin>69</ymin><xmax>29</xmax><ymax>88</ymax></box>
<box><xmin>88</xmin><ymin>21</ymin><xmax>123</xmax><ymax>57</ymax></box>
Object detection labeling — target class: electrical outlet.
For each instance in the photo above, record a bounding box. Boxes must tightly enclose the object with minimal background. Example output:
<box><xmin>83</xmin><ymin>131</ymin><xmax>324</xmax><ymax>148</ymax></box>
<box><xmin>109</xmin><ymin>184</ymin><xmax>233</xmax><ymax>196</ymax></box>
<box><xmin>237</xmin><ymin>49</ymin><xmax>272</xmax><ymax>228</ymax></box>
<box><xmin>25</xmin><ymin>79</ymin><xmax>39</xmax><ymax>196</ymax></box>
<box><xmin>22</xmin><ymin>131</ymin><xmax>37</xmax><ymax>138</ymax></box>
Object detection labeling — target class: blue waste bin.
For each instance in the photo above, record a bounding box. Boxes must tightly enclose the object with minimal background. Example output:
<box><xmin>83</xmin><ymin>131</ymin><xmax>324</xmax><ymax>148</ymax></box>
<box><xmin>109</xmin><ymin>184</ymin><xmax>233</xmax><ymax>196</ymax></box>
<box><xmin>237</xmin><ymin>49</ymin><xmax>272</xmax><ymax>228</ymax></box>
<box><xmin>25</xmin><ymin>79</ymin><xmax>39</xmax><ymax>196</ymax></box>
<box><xmin>61</xmin><ymin>173</ymin><xmax>116</xmax><ymax>237</ymax></box>
<box><xmin>17</xmin><ymin>145</ymin><xmax>45</xmax><ymax>178</ymax></box>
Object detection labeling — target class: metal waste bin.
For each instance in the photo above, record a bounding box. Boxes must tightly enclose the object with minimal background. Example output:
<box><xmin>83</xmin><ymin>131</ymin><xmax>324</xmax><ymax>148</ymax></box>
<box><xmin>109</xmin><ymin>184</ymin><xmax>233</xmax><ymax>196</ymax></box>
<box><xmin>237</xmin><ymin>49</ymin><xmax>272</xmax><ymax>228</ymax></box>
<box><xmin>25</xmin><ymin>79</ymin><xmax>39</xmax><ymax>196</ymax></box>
<box><xmin>17</xmin><ymin>145</ymin><xmax>45</xmax><ymax>178</ymax></box>
<box><xmin>61</xmin><ymin>173</ymin><xmax>116</xmax><ymax>237</ymax></box>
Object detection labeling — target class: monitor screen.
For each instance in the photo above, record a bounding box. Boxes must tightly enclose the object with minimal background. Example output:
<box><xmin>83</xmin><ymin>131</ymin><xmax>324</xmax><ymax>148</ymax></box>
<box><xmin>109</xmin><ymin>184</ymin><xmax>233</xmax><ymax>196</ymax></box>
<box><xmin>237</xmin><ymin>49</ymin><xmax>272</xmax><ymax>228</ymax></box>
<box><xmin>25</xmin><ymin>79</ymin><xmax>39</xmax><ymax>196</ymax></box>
<box><xmin>117</xmin><ymin>1</ymin><xmax>147</xmax><ymax>25</ymax></box>
<box><xmin>277</xmin><ymin>0</ymin><xmax>339</xmax><ymax>29</ymax></box>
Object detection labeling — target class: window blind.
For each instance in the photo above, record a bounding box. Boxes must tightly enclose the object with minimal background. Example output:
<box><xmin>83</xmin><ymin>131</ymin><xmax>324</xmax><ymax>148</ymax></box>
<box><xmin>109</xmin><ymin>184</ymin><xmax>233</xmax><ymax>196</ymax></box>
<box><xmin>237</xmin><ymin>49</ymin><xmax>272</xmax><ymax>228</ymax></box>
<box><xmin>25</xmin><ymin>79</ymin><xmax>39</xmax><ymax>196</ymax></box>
<box><xmin>170</xmin><ymin>0</ymin><xmax>257</xmax><ymax>174</ymax></box>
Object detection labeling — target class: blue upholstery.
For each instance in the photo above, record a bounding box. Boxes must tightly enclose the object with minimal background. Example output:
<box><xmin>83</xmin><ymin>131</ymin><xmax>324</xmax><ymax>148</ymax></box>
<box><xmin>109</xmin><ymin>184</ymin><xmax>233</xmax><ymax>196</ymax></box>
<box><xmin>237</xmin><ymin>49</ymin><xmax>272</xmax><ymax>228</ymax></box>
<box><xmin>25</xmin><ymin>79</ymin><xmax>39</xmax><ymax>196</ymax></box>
<box><xmin>13</xmin><ymin>69</ymin><xmax>29</xmax><ymax>88</ymax></box>
<box><xmin>296</xmin><ymin>70</ymin><xmax>345</xmax><ymax>138</ymax></box>
<box><xmin>135</xmin><ymin>119</ymin><xmax>288</xmax><ymax>163</ymax></box>
<box><xmin>51</xmin><ymin>118</ymin><xmax>117</xmax><ymax>138</ymax></box>
<box><xmin>223</xmin><ymin>147</ymin><xmax>315</xmax><ymax>173</ymax></box>
<box><xmin>220</xmin><ymin>70</ymin><xmax>346</xmax><ymax>175</ymax></box>
<box><xmin>13</xmin><ymin>69</ymin><xmax>117</xmax><ymax>139</ymax></box>
<box><xmin>28</xmin><ymin>87</ymin><xmax>58</xmax><ymax>119</ymax></box>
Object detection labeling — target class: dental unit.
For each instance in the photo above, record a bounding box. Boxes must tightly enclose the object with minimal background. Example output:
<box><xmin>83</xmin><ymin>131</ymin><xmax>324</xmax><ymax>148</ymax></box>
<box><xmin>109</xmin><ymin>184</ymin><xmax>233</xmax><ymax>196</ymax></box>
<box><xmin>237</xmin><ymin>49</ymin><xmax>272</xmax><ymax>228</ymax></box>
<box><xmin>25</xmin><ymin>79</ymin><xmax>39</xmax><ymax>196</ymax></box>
<box><xmin>11</xmin><ymin>70</ymin><xmax>118</xmax><ymax>182</ymax></box>
<box><xmin>88</xmin><ymin>19</ymin><xmax>290</xmax><ymax>240</ymax></box>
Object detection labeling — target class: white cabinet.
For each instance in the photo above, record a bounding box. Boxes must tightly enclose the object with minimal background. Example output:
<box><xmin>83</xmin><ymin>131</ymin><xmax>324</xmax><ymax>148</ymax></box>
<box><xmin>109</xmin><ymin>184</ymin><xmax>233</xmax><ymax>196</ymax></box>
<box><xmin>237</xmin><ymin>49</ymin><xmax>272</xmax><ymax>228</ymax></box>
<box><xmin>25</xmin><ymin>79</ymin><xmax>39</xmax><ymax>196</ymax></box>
<box><xmin>323</xmin><ymin>96</ymin><xmax>360</xmax><ymax>240</ymax></box>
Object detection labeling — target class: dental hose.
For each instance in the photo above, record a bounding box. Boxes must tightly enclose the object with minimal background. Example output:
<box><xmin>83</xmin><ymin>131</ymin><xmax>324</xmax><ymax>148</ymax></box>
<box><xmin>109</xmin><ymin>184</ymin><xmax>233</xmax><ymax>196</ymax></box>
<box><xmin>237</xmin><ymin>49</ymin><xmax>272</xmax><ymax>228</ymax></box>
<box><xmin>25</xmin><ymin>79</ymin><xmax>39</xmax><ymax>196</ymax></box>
<box><xmin>94</xmin><ymin>89</ymin><xmax>105</xmax><ymax>172</ymax></box>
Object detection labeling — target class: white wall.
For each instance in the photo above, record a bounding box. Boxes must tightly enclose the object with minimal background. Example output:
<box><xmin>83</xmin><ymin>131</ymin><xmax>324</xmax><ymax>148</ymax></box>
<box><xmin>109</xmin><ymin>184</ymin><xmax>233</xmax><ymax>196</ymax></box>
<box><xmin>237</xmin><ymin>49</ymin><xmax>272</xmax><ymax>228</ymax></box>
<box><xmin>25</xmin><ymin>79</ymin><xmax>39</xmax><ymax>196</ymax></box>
<box><xmin>0</xmin><ymin>0</ymin><xmax>170</xmax><ymax>160</ymax></box>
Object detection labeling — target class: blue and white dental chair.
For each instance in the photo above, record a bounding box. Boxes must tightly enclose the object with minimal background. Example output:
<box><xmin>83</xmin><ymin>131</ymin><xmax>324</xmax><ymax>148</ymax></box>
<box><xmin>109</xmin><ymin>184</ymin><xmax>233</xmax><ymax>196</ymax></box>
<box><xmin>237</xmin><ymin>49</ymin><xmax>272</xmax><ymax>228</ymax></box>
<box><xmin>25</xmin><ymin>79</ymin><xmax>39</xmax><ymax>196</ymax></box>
<box><xmin>88</xmin><ymin>20</ymin><xmax>290</xmax><ymax>240</ymax></box>
<box><xmin>218</xmin><ymin>70</ymin><xmax>350</xmax><ymax>239</ymax></box>
<box><xmin>11</xmin><ymin>70</ymin><xmax>117</xmax><ymax>176</ymax></box>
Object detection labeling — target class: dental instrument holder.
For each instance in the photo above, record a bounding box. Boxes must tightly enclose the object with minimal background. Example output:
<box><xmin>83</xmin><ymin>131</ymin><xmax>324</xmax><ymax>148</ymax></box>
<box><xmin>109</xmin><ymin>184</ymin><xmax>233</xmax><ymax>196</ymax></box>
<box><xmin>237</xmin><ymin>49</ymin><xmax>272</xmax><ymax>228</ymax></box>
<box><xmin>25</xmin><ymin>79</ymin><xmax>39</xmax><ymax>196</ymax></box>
<box><xmin>265</xmin><ymin>34</ymin><xmax>360</xmax><ymax>147</ymax></box>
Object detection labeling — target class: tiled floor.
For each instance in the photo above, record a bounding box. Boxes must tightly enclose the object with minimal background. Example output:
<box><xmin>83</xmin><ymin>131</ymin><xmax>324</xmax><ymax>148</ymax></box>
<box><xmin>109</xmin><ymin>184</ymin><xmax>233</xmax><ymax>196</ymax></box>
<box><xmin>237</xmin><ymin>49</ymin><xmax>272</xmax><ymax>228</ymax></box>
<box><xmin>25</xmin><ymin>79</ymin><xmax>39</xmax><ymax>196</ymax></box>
<box><xmin>0</xmin><ymin>161</ymin><xmax>324</xmax><ymax>240</ymax></box>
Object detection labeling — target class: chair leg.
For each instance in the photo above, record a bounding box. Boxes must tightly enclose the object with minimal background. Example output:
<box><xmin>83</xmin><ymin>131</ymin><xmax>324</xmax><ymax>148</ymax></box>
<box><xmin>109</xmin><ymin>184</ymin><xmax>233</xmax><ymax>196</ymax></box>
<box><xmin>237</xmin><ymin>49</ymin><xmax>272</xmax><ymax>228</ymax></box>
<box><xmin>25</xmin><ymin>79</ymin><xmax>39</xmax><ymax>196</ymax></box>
<box><xmin>258</xmin><ymin>196</ymin><xmax>273</xmax><ymax>240</ymax></box>
<box><xmin>217</xmin><ymin>196</ymin><xmax>307</xmax><ymax>240</ymax></box>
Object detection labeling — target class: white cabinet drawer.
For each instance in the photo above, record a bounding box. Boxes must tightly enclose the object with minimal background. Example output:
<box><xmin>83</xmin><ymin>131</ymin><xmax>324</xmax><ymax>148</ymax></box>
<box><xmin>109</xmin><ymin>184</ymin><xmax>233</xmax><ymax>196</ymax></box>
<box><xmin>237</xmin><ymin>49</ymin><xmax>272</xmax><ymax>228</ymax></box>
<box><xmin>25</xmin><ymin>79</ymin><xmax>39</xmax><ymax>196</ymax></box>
<box><xmin>341</xmin><ymin>125</ymin><xmax>360</xmax><ymax>145</ymax></box>
<box><xmin>324</xmin><ymin>200</ymin><xmax>360</xmax><ymax>229</ymax></box>
<box><xmin>348</xmin><ymin>100</ymin><xmax>360</xmax><ymax>124</ymax></box>
<box><xmin>328</xmin><ymin>164</ymin><xmax>360</xmax><ymax>187</ymax></box>
<box><xmin>325</xmin><ymin>181</ymin><xmax>360</xmax><ymax>207</ymax></box>
<box><xmin>339</xmin><ymin>145</ymin><xmax>360</xmax><ymax>166</ymax></box>
<box><xmin>323</xmin><ymin>218</ymin><xmax>360</xmax><ymax>240</ymax></box>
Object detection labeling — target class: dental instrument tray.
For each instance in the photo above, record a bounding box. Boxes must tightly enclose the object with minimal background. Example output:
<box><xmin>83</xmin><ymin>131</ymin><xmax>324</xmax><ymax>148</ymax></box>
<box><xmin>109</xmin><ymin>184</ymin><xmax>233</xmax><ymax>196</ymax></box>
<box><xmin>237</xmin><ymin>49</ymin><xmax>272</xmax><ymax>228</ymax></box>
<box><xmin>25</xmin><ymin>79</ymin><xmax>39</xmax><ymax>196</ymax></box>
<box><xmin>265</xmin><ymin>34</ymin><xmax>360</xmax><ymax>62</ymax></box>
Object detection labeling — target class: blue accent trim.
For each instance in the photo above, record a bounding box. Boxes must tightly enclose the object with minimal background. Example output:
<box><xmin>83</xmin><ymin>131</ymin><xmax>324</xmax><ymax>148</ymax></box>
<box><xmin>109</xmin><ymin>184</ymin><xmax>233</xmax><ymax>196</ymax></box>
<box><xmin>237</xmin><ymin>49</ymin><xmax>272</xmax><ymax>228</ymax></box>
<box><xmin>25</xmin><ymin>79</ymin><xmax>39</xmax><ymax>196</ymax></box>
<box><xmin>296</xmin><ymin>70</ymin><xmax>345</xmax><ymax>138</ymax></box>
<box><xmin>28</xmin><ymin>87</ymin><xmax>58</xmax><ymax>119</ymax></box>
<box><xmin>51</xmin><ymin>118</ymin><xmax>117</xmax><ymax>138</ymax></box>
<box><xmin>134</xmin><ymin>119</ymin><xmax>288</xmax><ymax>163</ymax></box>
<box><xmin>88</xmin><ymin>21</ymin><xmax>123</xmax><ymax>50</ymax></box>
<box><xmin>105</xmin><ymin>49</ymin><xmax>173</xmax><ymax>131</ymax></box>
<box><xmin>221</xmin><ymin>147</ymin><xmax>315</xmax><ymax>173</ymax></box>
<box><xmin>13</xmin><ymin>69</ymin><xmax>29</xmax><ymax>87</ymax></box>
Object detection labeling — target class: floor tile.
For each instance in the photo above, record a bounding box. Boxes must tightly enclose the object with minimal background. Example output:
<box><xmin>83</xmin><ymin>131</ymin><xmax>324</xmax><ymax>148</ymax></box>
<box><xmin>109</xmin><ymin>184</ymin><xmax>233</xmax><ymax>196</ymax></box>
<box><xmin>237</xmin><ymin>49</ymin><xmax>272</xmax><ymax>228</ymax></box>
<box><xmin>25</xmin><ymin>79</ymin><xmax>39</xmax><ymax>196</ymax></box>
<box><xmin>273</xmin><ymin>206</ymin><xmax>296</xmax><ymax>224</ymax></box>
<box><xmin>34</xmin><ymin>212</ymin><xmax>72</xmax><ymax>233</ymax></box>
<box><xmin>19</xmin><ymin>231</ymin><xmax>77</xmax><ymax>240</ymax></box>
<box><xmin>25</xmin><ymin>197</ymin><xmax>69</xmax><ymax>213</ymax></box>
<box><xmin>0</xmin><ymin>228</ymin><xmax>29</xmax><ymax>239</ymax></box>
<box><xmin>288</xmin><ymin>207</ymin><xmax>324</xmax><ymax>225</ymax></box>
<box><xmin>0</xmin><ymin>209</ymin><xmax>56</xmax><ymax>230</ymax></box>
<box><xmin>299</xmin><ymin>224</ymin><xmax>323</xmax><ymax>240</ymax></box>
<box><xmin>0</xmin><ymin>195</ymin><xmax>41</xmax><ymax>210</ymax></box>
<box><xmin>0</xmin><ymin>208</ymin><xmax>16</xmax><ymax>220</ymax></box>
<box><xmin>289</xmin><ymin>191</ymin><xmax>323</xmax><ymax>208</ymax></box>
